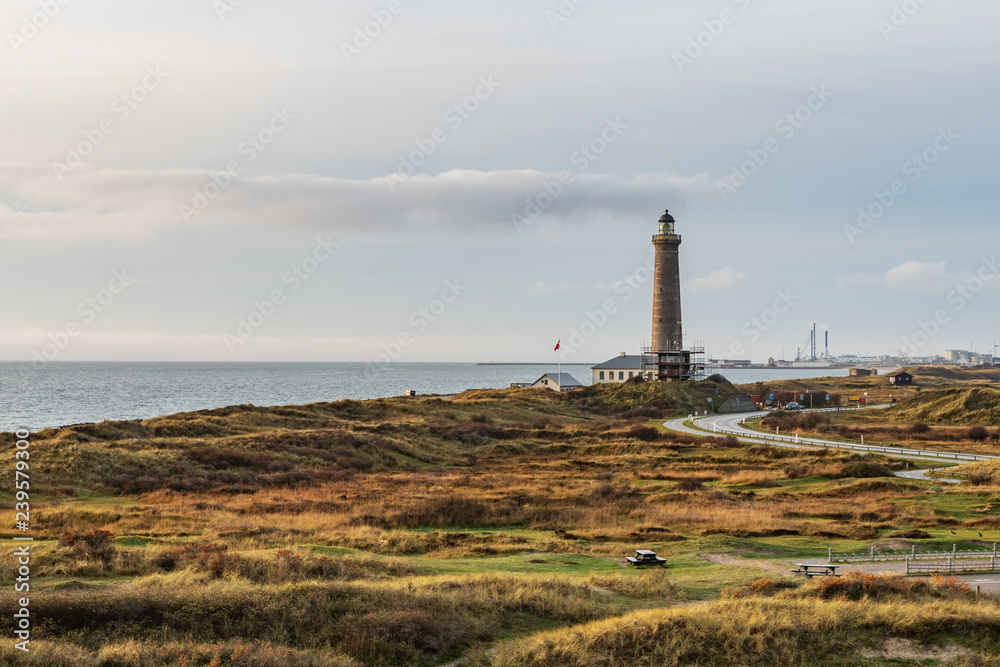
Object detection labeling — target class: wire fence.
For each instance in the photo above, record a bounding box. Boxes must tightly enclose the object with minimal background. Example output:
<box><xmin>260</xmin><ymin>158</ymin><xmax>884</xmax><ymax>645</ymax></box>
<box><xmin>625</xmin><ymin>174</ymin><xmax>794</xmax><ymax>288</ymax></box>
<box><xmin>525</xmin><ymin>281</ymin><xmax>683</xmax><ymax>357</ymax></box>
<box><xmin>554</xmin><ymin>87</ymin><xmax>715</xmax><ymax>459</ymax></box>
<box><xmin>905</xmin><ymin>557</ymin><xmax>1000</xmax><ymax>575</ymax></box>
<box><xmin>830</xmin><ymin>544</ymin><xmax>999</xmax><ymax>563</ymax></box>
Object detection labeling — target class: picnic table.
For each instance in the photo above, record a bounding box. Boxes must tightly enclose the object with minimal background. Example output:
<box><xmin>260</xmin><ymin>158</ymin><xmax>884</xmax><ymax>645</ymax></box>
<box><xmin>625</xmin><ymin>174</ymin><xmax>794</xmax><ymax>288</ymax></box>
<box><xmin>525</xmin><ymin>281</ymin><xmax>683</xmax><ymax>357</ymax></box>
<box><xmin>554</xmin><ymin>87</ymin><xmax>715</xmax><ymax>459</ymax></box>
<box><xmin>790</xmin><ymin>563</ymin><xmax>840</xmax><ymax>578</ymax></box>
<box><xmin>626</xmin><ymin>550</ymin><xmax>667</xmax><ymax>567</ymax></box>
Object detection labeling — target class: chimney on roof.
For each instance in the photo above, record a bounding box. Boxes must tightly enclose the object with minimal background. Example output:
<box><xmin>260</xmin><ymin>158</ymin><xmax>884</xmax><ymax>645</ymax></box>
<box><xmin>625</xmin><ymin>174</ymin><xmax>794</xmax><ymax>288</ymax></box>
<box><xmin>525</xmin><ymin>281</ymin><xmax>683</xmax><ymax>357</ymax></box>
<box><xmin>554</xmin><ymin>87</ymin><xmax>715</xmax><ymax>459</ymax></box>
<box><xmin>620</xmin><ymin>352</ymin><xmax>626</xmax><ymax>357</ymax></box>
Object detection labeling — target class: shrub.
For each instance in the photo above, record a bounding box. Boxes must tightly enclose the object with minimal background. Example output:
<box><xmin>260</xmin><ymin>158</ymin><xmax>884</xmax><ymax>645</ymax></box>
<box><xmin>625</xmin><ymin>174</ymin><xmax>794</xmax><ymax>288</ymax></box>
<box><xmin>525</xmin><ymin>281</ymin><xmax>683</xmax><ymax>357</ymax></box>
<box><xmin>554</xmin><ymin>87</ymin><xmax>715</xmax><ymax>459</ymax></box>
<box><xmin>393</xmin><ymin>495</ymin><xmax>490</xmax><ymax>528</ymax></box>
<box><xmin>674</xmin><ymin>478</ymin><xmax>703</xmax><ymax>492</ymax></box>
<box><xmin>836</xmin><ymin>461</ymin><xmax>891</xmax><ymax>479</ymax></box>
<box><xmin>627</xmin><ymin>425</ymin><xmax>661</xmax><ymax>442</ymax></box>
<box><xmin>784</xmin><ymin>464</ymin><xmax>807</xmax><ymax>479</ymax></box>
<box><xmin>592</xmin><ymin>482</ymin><xmax>641</xmax><ymax>500</ymax></box>
<box><xmin>621</xmin><ymin>407</ymin><xmax>663</xmax><ymax>419</ymax></box>
<box><xmin>812</xmin><ymin>572</ymin><xmax>971</xmax><ymax>601</ymax></box>
<box><xmin>713</xmin><ymin>436</ymin><xmax>741</xmax><ymax>449</ymax></box>
<box><xmin>59</xmin><ymin>530</ymin><xmax>117</xmax><ymax>562</ymax></box>
<box><xmin>814</xmin><ymin>573</ymin><xmax>911</xmax><ymax>600</ymax></box>
<box><xmin>966</xmin><ymin>473</ymin><xmax>994</xmax><ymax>486</ymax></box>
<box><xmin>969</xmin><ymin>426</ymin><xmax>990</xmax><ymax>442</ymax></box>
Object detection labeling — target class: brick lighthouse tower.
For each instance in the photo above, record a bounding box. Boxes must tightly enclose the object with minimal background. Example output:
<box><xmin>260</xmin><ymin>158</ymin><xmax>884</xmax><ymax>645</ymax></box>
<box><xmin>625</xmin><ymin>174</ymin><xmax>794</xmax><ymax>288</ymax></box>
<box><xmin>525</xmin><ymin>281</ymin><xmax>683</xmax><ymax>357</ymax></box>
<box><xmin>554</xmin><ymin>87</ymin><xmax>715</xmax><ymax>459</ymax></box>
<box><xmin>648</xmin><ymin>209</ymin><xmax>695</xmax><ymax>381</ymax></box>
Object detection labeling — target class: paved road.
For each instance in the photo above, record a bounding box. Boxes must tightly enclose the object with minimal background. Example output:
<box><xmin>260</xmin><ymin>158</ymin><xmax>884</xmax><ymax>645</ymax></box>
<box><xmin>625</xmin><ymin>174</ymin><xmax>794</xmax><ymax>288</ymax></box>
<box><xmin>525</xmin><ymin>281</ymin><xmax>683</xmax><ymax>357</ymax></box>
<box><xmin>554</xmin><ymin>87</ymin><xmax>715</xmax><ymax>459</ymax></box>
<box><xmin>662</xmin><ymin>410</ymin><xmax>987</xmax><ymax>484</ymax></box>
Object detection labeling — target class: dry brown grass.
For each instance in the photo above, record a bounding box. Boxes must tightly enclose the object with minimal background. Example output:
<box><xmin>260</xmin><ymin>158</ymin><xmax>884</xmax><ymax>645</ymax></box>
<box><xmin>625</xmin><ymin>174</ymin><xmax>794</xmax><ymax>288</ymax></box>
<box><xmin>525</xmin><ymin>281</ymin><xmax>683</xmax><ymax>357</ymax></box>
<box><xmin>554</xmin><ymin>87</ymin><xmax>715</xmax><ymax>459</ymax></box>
<box><xmin>7</xmin><ymin>377</ymin><xmax>994</xmax><ymax>665</ymax></box>
<box><xmin>475</xmin><ymin>592</ymin><xmax>1000</xmax><ymax>666</ymax></box>
<box><xmin>719</xmin><ymin>470</ymin><xmax>784</xmax><ymax>487</ymax></box>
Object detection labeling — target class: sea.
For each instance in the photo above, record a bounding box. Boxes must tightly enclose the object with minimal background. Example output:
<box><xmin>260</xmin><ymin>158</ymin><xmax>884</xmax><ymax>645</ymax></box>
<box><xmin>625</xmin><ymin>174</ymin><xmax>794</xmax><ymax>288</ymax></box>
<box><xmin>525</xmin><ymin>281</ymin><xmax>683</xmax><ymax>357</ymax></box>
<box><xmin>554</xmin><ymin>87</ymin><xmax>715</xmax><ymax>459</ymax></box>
<box><xmin>0</xmin><ymin>362</ymin><xmax>851</xmax><ymax>433</ymax></box>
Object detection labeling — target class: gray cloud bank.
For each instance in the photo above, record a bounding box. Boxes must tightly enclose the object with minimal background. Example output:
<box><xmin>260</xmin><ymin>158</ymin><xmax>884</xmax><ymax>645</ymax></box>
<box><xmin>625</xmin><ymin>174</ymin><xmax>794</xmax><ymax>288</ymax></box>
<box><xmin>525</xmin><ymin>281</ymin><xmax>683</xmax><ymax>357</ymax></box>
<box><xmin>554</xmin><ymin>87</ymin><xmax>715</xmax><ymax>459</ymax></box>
<box><xmin>0</xmin><ymin>162</ymin><xmax>715</xmax><ymax>240</ymax></box>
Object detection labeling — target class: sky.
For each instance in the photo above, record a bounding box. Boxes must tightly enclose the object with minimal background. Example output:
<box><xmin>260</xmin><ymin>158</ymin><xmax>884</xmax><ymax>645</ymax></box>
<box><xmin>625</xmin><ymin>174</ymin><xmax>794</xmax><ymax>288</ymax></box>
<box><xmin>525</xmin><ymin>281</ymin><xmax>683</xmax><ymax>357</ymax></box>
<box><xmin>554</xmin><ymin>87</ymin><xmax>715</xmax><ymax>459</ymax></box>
<box><xmin>1</xmin><ymin>0</ymin><xmax>998</xmax><ymax>364</ymax></box>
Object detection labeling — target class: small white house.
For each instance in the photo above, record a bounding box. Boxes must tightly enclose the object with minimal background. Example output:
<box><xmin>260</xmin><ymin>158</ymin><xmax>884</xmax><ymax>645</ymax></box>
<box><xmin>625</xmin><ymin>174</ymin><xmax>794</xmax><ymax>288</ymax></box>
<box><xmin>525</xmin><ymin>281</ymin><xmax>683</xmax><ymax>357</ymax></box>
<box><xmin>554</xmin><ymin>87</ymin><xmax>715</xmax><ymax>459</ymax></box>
<box><xmin>592</xmin><ymin>353</ymin><xmax>650</xmax><ymax>384</ymax></box>
<box><xmin>532</xmin><ymin>373</ymin><xmax>582</xmax><ymax>392</ymax></box>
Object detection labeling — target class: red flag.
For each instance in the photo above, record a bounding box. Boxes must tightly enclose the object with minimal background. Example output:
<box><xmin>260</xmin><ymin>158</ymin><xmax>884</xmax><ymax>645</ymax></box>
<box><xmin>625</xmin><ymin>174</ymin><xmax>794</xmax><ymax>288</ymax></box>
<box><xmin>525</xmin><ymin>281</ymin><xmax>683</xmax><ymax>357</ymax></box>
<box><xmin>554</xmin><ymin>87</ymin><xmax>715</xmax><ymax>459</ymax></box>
<box><xmin>554</xmin><ymin>340</ymin><xmax>561</xmax><ymax>351</ymax></box>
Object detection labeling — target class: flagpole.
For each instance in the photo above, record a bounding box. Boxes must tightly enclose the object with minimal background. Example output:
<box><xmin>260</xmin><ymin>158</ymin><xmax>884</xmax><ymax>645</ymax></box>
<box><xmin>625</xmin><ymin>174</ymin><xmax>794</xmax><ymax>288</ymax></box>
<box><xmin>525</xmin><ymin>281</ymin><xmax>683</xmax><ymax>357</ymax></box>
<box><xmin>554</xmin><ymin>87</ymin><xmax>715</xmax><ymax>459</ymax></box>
<box><xmin>555</xmin><ymin>340</ymin><xmax>561</xmax><ymax>385</ymax></box>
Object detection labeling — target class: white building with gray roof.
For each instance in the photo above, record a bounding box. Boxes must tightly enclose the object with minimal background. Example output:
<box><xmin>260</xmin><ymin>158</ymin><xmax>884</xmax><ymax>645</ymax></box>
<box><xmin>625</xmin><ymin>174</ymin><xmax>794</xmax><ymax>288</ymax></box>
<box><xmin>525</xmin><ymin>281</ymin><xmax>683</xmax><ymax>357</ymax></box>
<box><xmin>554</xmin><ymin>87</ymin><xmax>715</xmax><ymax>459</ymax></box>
<box><xmin>591</xmin><ymin>353</ymin><xmax>652</xmax><ymax>384</ymax></box>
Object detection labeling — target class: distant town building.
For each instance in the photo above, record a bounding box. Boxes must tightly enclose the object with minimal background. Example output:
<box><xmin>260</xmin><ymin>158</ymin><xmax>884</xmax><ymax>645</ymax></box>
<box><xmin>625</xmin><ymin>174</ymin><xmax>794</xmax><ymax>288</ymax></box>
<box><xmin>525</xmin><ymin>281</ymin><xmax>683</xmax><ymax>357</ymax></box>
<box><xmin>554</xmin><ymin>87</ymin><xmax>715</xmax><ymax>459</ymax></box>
<box><xmin>532</xmin><ymin>373</ymin><xmax>582</xmax><ymax>392</ymax></box>
<box><xmin>592</xmin><ymin>353</ymin><xmax>648</xmax><ymax>384</ymax></box>
<box><xmin>709</xmin><ymin>359</ymin><xmax>752</xmax><ymax>368</ymax></box>
<box><xmin>849</xmin><ymin>368</ymin><xmax>877</xmax><ymax>377</ymax></box>
<box><xmin>886</xmin><ymin>371</ymin><xmax>913</xmax><ymax>386</ymax></box>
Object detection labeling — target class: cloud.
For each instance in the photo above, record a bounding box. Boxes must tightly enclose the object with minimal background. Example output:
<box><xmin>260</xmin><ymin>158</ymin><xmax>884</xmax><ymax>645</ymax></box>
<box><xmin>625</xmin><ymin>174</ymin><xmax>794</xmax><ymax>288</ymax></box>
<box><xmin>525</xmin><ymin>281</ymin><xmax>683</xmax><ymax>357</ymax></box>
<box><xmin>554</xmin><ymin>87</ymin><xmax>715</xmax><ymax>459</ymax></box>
<box><xmin>883</xmin><ymin>260</ymin><xmax>954</xmax><ymax>293</ymax></box>
<box><xmin>684</xmin><ymin>267</ymin><xmax>746</xmax><ymax>294</ymax></box>
<box><xmin>0</xmin><ymin>162</ymin><xmax>716</xmax><ymax>241</ymax></box>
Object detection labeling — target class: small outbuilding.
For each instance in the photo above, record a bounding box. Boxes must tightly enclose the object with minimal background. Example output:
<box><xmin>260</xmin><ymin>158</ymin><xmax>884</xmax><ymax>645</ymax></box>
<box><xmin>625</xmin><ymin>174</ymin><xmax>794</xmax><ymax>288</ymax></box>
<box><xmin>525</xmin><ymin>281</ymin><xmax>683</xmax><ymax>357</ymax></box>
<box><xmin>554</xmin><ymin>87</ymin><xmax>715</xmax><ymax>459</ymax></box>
<box><xmin>886</xmin><ymin>371</ymin><xmax>914</xmax><ymax>386</ymax></box>
<box><xmin>717</xmin><ymin>394</ymin><xmax>757</xmax><ymax>414</ymax></box>
<box><xmin>532</xmin><ymin>373</ymin><xmax>582</xmax><ymax>392</ymax></box>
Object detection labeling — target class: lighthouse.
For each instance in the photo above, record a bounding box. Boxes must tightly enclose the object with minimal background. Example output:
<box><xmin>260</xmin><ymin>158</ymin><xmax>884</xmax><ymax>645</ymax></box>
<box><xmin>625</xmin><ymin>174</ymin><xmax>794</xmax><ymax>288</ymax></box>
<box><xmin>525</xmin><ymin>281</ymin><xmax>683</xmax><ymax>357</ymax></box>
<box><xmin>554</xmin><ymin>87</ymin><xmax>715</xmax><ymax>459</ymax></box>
<box><xmin>651</xmin><ymin>210</ymin><xmax>683</xmax><ymax>353</ymax></box>
<box><xmin>591</xmin><ymin>209</ymin><xmax>703</xmax><ymax>385</ymax></box>
<box><xmin>648</xmin><ymin>209</ymin><xmax>694</xmax><ymax>381</ymax></box>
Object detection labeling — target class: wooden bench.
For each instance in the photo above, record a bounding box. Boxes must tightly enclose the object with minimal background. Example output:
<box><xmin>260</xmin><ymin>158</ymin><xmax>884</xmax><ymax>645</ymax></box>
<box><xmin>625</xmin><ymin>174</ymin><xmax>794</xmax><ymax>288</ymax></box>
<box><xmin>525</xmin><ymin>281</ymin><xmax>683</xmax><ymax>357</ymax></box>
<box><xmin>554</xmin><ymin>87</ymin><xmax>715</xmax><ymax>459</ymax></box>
<box><xmin>790</xmin><ymin>563</ymin><xmax>840</xmax><ymax>578</ymax></box>
<box><xmin>626</xmin><ymin>550</ymin><xmax>667</xmax><ymax>567</ymax></box>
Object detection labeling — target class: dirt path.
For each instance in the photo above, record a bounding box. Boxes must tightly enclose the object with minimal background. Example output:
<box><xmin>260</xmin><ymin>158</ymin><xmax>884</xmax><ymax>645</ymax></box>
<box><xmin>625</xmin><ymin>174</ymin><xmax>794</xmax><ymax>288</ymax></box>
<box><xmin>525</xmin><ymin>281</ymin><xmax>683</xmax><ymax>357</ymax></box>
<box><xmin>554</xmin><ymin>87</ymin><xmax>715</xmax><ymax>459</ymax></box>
<box><xmin>697</xmin><ymin>553</ymin><xmax>794</xmax><ymax>577</ymax></box>
<box><xmin>861</xmin><ymin>638</ymin><xmax>970</xmax><ymax>661</ymax></box>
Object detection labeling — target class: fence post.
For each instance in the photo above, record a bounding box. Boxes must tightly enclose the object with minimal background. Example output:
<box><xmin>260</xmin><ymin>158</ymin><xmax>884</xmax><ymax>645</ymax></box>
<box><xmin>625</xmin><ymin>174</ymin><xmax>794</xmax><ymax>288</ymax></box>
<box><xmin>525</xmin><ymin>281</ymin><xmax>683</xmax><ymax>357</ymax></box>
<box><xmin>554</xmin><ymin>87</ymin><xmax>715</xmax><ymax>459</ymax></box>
<box><xmin>906</xmin><ymin>556</ymin><xmax>910</xmax><ymax>575</ymax></box>
<box><xmin>829</xmin><ymin>547</ymin><xmax>832</xmax><ymax>562</ymax></box>
<box><xmin>993</xmin><ymin>555</ymin><xmax>996</xmax><ymax>571</ymax></box>
<box><xmin>871</xmin><ymin>546</ymin><xmax>875</xmax><ymax>563</ymax></box>
<box><xmin>954</xmin><ymin>544</ymin><xmax>957</xmax><ymax>555</ymax></box>
<box><xmin>949</xmin><ymin>557</ymin><xmax>953</xmax><ymax>573</ymax></box>
<box><xmin>912</xmin><ymin>545</ymin><xmax>916</xmax><ymax>556</ymax></box>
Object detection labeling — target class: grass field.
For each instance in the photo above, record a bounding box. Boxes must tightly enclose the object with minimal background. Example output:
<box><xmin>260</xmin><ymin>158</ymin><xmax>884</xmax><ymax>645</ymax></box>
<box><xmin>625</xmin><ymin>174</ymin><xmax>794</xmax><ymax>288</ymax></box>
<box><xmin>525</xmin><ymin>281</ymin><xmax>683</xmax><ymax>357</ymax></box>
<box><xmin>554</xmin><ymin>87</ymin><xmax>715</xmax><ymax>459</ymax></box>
<box><xmin>1</xmin><ymin>369</ymin><xmax>1000</xmax><ymax>665</ymax></box>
